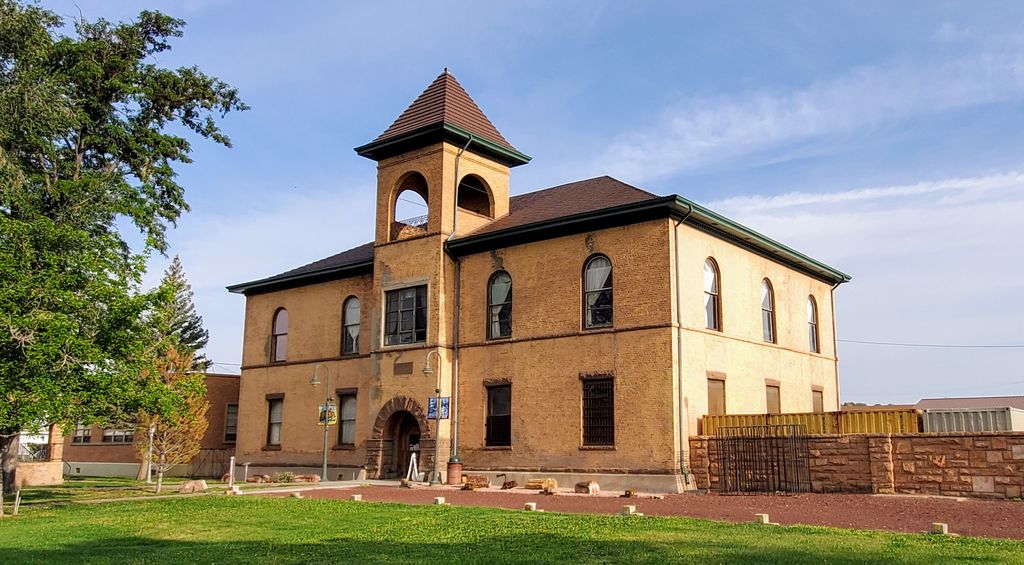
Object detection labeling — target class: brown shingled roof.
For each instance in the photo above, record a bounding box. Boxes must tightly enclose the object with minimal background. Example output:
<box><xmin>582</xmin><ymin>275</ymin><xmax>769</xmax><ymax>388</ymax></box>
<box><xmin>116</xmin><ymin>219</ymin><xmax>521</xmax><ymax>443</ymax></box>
<box><xmin>465</xmin><ymin>176</ymin><xmax>658</xmax><ymax>237</ymax></box>
<box><xmin>372</xmin><ymin>70</ymin><xmax>517</xmax><ymax>152</ymax></box>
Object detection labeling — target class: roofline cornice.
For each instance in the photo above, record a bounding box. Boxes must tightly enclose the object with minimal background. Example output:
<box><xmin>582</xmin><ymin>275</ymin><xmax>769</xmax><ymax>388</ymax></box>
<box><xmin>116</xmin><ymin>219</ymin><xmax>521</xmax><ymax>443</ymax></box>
<box><xmin>226</xmin><ymin>259</ymin><xmax>374</xmax><ymax>296</ymax></box>
<box><xmin>446</xmin><ymin>195</ymin><xmax>851</xmax><ymax>285</ymax></box>
<box><xmin>353</xmin><ymin>122</ymin><xmax>531</xmax><ymax>167</ymax></box>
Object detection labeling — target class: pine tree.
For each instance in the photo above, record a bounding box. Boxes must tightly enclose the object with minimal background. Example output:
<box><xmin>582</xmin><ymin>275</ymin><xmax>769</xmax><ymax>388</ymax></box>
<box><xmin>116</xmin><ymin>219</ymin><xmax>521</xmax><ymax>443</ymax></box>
<box><xmin>152</xmin><ymin>256</ymin><xmax>211</xmax><ymax>370</ymax></box>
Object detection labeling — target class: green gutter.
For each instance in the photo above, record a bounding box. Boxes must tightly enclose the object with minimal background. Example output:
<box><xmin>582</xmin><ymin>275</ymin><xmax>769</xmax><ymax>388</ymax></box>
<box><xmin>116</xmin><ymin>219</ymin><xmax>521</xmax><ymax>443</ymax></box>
<box><xmin>226</xmin><ymin>259</ymin><xmax>374</xmax><ymax>296</ymax></box>
<box><xmin>668</xmin><ymin>195</ymin><xmax>851</xmax><ymax>284</ymax></box>
<box><xmin>447</xmin><ymin>195</ymin><xmax>850</xmax><ymax>285</ymax></box>
<box><xmin>353</xmin><ymin>122</ymin><xmax>531</xmax><ymax>167</ymax></box>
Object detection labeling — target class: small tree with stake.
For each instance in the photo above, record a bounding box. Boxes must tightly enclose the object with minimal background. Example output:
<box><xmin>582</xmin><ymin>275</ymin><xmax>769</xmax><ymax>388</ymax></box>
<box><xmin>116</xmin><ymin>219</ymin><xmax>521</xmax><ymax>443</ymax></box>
<box><xmin>136</xmin><ymin>348</ymin><xmax>208</xmax><ymax>494</ymax></box>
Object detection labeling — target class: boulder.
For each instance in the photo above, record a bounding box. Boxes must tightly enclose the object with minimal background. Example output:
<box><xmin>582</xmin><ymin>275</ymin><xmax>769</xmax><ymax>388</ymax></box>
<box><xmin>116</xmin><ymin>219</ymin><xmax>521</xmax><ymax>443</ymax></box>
<box><xmin>464</xmin><ymin>475</ymin><xmax>491</xmax><ymax>489</ymax></box>
<box><xmin>178</xmin><ymin>480</ymin><xmax>208</xmax><ymax>494</ymax></box>
<box><xmin>574</xmin><ymin>481</ymin><xmax>600</xmax><ymax>495</ymax></box>
<box><xmin>293</xmin><ymin>474</ymin><xmax>321</xmax><ymax>483</ymax></box>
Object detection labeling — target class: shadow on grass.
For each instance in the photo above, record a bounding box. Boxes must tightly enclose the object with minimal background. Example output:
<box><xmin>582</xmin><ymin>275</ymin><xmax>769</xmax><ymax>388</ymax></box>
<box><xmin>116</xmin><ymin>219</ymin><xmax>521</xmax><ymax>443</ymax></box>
<box><xmin>0</xmin><ymin>534</ymin><xmax>924</xmax><ymax>565</ymax></box>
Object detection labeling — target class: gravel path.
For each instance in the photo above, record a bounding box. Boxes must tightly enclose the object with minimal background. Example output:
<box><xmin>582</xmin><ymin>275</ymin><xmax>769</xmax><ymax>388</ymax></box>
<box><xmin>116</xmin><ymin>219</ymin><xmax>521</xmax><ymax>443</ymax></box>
<box><xmin>281</xmin><ymin>485</ymin><xmax>1024</xmax><ymax>540</ymax></box>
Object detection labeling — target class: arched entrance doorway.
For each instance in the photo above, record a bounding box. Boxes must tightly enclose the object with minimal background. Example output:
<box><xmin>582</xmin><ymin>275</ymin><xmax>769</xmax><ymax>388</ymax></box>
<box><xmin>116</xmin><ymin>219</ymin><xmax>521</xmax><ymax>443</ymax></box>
<box><xmin>383</xmin><ymin>411</ymin><xmax>420</xmax><ymax>479</ymax></box>
<box><xmin>366</xmin><ymin>396</ymin><xmax>434</xmax><ymax>479</ymax></box>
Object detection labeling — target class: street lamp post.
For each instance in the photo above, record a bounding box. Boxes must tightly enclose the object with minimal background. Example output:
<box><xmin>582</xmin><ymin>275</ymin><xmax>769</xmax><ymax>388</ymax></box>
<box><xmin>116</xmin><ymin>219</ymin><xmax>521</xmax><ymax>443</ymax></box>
<box><xmin>422</xmin><ymin>350</ymin><xmax>443</xmax><ymax>485</ymax></box>
<box><xmin>309</xmin><ymin>363</ymin><xmax>332</xmax><ymax>481</ymax></box>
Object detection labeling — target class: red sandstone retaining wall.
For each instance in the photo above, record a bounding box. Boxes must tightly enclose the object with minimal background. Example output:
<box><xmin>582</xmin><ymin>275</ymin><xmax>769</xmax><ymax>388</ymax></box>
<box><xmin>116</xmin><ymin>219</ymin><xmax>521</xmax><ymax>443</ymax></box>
<box><xmin>689</xmin><ymin>432</ymin><xmax>1024</xmax><ymax>499</ymax></box>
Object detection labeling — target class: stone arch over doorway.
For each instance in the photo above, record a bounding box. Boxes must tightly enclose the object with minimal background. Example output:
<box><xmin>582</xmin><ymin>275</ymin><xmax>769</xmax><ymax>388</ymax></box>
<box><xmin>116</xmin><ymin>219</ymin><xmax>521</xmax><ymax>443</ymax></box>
<box><xmin>366</xmin><ymin>396</ymin><xmax>435</xmax><ymax>479</ymax></box>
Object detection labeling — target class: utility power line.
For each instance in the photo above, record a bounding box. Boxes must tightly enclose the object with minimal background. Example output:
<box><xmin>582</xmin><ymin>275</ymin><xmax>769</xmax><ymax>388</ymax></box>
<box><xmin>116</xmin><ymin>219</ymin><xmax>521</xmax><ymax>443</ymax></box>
<box><xmin>839</xmin><ymin>339</ymin><xmax>1024</xmax><ymax>349</ymax></box>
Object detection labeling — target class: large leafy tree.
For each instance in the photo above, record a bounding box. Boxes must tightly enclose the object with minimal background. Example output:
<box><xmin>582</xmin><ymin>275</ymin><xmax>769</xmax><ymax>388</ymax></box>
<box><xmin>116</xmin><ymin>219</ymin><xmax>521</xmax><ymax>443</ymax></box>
<box><xmin>0</xmin><ymin>1</ymin><xmax>246</xmax><ymax>493</ymax></box>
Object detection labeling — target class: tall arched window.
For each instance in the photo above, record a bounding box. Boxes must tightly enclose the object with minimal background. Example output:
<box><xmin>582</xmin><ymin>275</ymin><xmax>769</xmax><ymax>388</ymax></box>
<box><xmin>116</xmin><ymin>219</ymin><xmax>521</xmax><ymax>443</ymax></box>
<box><xmin>487</xmin><ymin>271</ymin><xmax>512</xmax><ymax>339</ymax></box>
<box><xmin>271</xmin><ymin>308</ymin><xmax>288</xmax><ymax>362</ymax></box>
<box><xmin>704</xmin><ymin>258</ymin><xmax>721</xmax><ymax>331</ymax></box>
<box><xmin>583</xmin><ymin>255</ymin><xmax>613</xmax><ymax>329</ymax></box>
<box><xmin>807</xmin><ymin>296</ymin><xmax>819</xmax><ymax>353</ymax></box>
<box><xmin>761</xmin><ymin>279</ymin><xmax>776</xmax><ymax>343</ymax></box>
<box><xmin>342</xmin><ymin>297</ymin><xmax>360</xmax><ymax>354</ymax></box>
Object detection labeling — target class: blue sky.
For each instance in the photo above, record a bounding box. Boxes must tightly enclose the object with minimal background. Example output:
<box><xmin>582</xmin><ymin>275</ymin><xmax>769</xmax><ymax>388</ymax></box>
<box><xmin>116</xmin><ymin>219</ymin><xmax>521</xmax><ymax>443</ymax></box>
<box><xmin>43</xmin><ymin>1</ymin><xmax>1024</xmax><ymax>403</ymax></box>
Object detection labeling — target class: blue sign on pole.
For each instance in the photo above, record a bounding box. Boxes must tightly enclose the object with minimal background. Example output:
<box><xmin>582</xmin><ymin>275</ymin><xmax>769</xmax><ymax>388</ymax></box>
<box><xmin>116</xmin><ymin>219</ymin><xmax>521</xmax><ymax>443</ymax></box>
<box><xmin>427</xmin><ymin>397</ymin><xmax>450</xmax><ymax>419</ymax></box>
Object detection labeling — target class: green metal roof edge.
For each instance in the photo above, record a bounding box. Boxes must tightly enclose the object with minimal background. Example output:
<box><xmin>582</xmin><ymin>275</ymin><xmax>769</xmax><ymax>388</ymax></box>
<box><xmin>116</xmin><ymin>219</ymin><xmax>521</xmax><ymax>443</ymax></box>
<box><xmin>446</xmin><ymin>195</ymin><xmax>850</xmax><ymax>285</ymax></box>
<box><xmin>670</xmin><ymin>195</ymin><xmax>851</xmax><ymax>284</ymax></box>
<box><xmin>226</xmin><ymin>259</ymin><xmax>374</xmax><ymax>295</ymax></box>
<box><xmin>353</xmin><ymin>122</ymin><xmax>531</xmax><ymax>167</ymax></box>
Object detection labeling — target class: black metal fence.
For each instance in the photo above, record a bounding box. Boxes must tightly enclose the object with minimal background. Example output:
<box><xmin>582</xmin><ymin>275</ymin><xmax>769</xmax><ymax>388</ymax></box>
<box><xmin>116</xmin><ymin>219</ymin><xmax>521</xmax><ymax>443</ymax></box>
<box><xmin>715</xmin><ymin>424</ymin><xmax>811</xmax><ymax>494</ymax></box>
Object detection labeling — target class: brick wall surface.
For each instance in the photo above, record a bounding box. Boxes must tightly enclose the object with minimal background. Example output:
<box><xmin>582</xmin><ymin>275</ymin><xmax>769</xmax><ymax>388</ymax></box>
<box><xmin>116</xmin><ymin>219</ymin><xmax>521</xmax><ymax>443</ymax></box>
<box><xmin>689</xmin><ymin>432</ymin><xmax>1024</xmax><ymax>499</ymax></box>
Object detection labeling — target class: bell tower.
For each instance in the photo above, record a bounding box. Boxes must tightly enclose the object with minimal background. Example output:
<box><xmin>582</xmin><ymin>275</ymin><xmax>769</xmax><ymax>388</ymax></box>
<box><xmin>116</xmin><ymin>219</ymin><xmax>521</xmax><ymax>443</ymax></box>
<box><xmin>355</xmin><ymin>69</ymin><xmax>530</xmax><ymax>244</ymax></box>
<box><xmin>352</xmin><ymin>71</ymin><xmax>529</xmax><ymax>480</ymax></box>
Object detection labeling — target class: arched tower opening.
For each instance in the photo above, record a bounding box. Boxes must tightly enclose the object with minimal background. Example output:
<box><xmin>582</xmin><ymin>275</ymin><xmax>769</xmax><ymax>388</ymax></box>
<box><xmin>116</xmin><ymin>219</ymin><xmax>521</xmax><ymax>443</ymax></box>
<box><xmin>456</xmin><ymin>174</ymin><xmax>494</xmax><ymax>218</ymax></box>
<box><xmin>390</xmin><ymin>171</ymin><xmax>429</xmax><ymax>241</ymax></box>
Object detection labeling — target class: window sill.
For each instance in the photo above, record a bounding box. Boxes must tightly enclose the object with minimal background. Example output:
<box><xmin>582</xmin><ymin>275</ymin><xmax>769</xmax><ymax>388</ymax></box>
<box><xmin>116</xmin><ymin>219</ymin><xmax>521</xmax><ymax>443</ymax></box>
<box><xmin>482</xmin><ymin>446</ymin><xmax>512</xmax><ymax>451</ymax></box>
<box><xmin>376</xmin><ymin>342</ymin><xmax>428</xmax><ymax>353</ymax></box>
<box><xmin>332</xmin><ymin>444</ymin><xmax>357</xmax><ymax>451</ymax></box>
<box><xmin>262</xmin><ymin>445</ymin><xmax>282</xmax><ymax>451</ymax></box>
<box><xmin>582</xmin><ymin>325</ymin><xmax>614</xmax><ymax>333</ymax></box>
<box><xmin>579</xmin><ymin>445</ymin><xmax>615</xmax><ymax>451</ymax></box>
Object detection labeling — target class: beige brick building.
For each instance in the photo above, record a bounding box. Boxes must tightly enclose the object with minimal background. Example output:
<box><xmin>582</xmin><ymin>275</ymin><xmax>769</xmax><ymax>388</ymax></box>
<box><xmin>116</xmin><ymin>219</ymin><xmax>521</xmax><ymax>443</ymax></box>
<box><xmin>227</xmin><ymin>71</ymin><xmax>850</xmax><ymax>491</ymax></box>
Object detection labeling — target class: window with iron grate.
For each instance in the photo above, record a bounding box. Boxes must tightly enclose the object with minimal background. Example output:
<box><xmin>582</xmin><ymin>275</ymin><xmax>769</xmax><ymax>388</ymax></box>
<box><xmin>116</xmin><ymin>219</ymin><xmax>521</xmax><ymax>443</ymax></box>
<box><xmin>582</xmin><ymin>378</ymin><xmax>614</xmax><ymax>446</ymax></box>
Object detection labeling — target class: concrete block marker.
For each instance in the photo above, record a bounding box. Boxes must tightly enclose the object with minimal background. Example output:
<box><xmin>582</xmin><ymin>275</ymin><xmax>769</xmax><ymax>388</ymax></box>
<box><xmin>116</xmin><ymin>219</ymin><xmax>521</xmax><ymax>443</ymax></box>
<box><xmin>350</xmin><ymin>494</ymin><xmax>362</xmax><ymax>501</ymax></box>
<box><xmin>931</xmin><ymin>523</ymin><xmax>949</xmax><ymax>535</ymax></box>
<box><xmin>754</xmin><ymin>514</ymin><xmax>770</xmax><ymax>524</ymax></box>
<box><xmin>434</xmin><ymin>497</ymin><xmax>447</xmax><ymax>505</ymax></box>
<box><xmin>524</xmin><ymin>502</ymin><xmax>537</xmax><ymax>511</ymax></box>
<box><xmin>290</xmin><ymin>492</ymin><xmax>303</xmax><ymax>499</ymax></box>
<box><xmin>620</xmin><ymin>505</ymin><xmax>643</xmax><ymax>516</ymax></box>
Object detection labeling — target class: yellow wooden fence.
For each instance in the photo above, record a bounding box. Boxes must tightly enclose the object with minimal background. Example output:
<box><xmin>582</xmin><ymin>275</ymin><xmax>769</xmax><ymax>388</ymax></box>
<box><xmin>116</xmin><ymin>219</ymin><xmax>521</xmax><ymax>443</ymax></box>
<box><xmin>701</xmin><ymin>409</ymin><xmax>920</xmax><ymax>436</ymax></box>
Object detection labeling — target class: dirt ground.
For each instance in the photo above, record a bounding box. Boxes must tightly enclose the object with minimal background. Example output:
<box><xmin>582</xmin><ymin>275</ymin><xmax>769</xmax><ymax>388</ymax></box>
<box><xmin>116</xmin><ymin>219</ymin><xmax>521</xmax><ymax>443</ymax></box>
<box><xmin>280</xmin><ymin>485</ymin><xmax>1024</xmax><ymax>540</ymax></box>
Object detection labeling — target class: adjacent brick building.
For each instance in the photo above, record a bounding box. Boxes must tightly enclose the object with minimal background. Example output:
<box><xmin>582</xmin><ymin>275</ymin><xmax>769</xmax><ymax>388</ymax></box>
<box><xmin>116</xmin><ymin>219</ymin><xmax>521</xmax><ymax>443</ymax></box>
<box><xmin>227</xmin><ymin>71</ymin><xmax>850</xmax><ymax>491</ymax></box>
<box><xmin>62</xmin><ymin>373</ymin><xmax>240</xmax><ymax>477</ymax></box>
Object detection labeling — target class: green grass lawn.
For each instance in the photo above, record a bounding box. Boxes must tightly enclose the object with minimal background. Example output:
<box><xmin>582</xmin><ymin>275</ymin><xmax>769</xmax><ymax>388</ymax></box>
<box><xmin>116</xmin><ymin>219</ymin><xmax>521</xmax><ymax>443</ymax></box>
<box><xmin>15</xmin><ymin>476</ymin><xmax>283</xmax><ymax>506</ymax></box>
<box><xmin>15</xmin><ymin>476</ymin><xmax>192</xmax><ymax>505</ymax></box>
<box><xmin>0</xmin><ymin>496</ymin><xmax>1021</xmax><ymax>564</ymax></box>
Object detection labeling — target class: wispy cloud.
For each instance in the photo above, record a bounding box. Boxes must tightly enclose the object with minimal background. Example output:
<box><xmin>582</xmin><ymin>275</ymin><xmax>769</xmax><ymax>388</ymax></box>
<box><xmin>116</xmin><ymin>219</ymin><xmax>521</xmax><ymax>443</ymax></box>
<box><xmin>599</xmin><ymin>53</ymin><xmax>1024</xmax><ymax>182</ymax></box>
<box><xmin>708</xmin><ymin>172</ymin><xmax>1024</xmax><ymax>402</ymax></box>
<box><xmin>710</xmin><ymin>172</ymin><xmax>1024</xmax><ymax>211</ymax></box>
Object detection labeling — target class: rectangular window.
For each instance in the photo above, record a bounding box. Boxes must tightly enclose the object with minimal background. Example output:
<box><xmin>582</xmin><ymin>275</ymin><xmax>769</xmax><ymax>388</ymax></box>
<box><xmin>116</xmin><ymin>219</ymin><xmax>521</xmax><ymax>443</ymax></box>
<box><xmin>102</xmin><ymin>428</ymin><xmax>133</xmax><ymax>444</ymax></box>
<box><xmin>707</xmin><ymin>379</ymin><xmax>726</xmax><ymax>416</ymax></box>
<box><xmin>766</xmin><ymin>385</ymin><xmax>781</xmax><ymax>415</ymax></box>
<box><xmin>72</xmin><ymin>424</ymin><xmax>91</xmax><ymax>444</ymax></box>
<box><xmin>384</xmin><ymin>286</ymin><xmax>427</xmax><ymax>345</ymax></box>
<box><xmin>338</xmin><ymin>394</ymin><xmax>357</xmax><ymax>446</ymax></box>
<box><xmin>224</xmin><ymin>404</ymin><xmax>238</xmax><ymax>443</ymax></box>
<box><xmin>485</xmin><ymin>385</ymin><xmax>511</xmax><ymax>447</ymax></box>
<box><xmin>267</xmin><ymin>398</ymin><xmax>284</xmax><ymax>446</ymax></box>
<box><xmin>582</xmin><ymin>378</ymin><xmax>614</xmax><ymax>446</ymax></box>
<box><xmin>812</xmin><ymin>390</ymin><xmax>824</xmax><ymax>413</ymax></box>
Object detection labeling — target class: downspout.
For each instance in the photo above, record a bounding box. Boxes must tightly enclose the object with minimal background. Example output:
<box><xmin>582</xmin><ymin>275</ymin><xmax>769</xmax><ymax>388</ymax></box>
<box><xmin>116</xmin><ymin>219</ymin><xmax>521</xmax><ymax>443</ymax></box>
<box><xmin>672</xmin><ymin>203</ymin><xmax>694</xmax><ymax>489</ymax></box>
<box><xmin>830</xmin><ymin>281</ymin><xmax>842</xmax><ymax>411</ymax></box>
<box><xmin>448</xmin><ymin>133</ymin><xmax>474</xmax><ymax>465</ymax></box>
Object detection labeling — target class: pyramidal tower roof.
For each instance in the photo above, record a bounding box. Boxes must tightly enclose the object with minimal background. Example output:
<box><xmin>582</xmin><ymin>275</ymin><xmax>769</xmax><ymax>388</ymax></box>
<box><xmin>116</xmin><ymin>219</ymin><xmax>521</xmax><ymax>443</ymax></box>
<box><xmin>355</xmin><ymin>70</ymin><xmax>530</xmax><ymax>167</ymax></box>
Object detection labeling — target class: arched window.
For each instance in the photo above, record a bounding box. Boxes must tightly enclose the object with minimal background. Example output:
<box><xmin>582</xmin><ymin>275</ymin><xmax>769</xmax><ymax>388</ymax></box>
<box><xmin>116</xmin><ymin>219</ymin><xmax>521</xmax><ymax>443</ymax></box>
<box><xmin>807</xmin><ymin>296</ymin><xmax>819</xmax><ymax>353</ymax></box>
<box><xmin>342</xmin><ymin>297</ymin><xmax>361</xmax><ymax>354</ymax></box>
<box><xmin>487</xmin><ymin>271</ymin><xmax>512</xmax><ymax>339</ymax></box>
<box><xmin>704</xmin><ymin>258</ymin><xmax>721</xmax><ymax>331</ymax></box>
<box><xmin>271</xmin><ymin>308</ymin><xmax>288</xmax><ymax>362</ymax></box>
<box><xmin>761</xmin><ymin>279</ymin><xmax>776</xmax><ymax>343</ymax></box>
<box><xmin>583</xmin><ymin>255</ymin><xmax>613</xmax><ymax>329</ymax></box>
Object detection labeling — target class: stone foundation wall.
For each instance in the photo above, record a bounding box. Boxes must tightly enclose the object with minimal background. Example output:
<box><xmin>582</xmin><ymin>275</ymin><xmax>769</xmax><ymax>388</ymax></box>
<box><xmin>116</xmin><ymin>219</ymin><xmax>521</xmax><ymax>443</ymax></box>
<box><xmin>689</xmin><ymin>432</ymin><xmax>1024</xmax><ymax>499</ymax></box>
